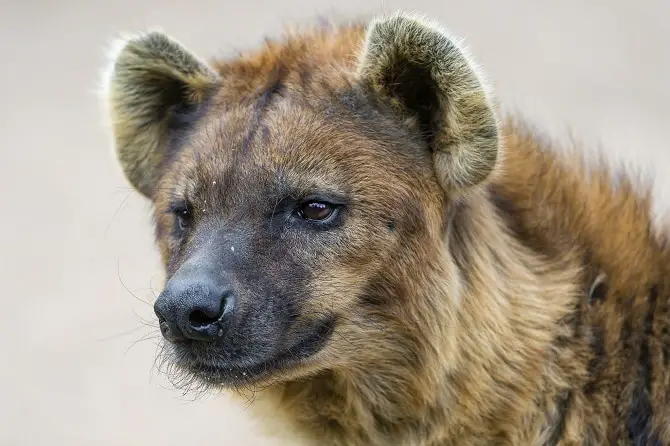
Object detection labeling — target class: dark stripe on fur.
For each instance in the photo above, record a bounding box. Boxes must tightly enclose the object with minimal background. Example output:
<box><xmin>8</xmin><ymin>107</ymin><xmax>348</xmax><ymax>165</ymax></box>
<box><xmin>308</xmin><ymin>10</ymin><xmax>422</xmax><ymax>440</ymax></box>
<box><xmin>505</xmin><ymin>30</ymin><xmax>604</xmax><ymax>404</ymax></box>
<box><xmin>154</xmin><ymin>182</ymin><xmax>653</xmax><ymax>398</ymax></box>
<box><xmin>626</xmin><ymin>287</ymin><xmax>658</xmax><ymax>445</ymax></box>
<box><xmin>446</xmin><ymin>199</ymin><xmax>473</xmax><ymax>287</ymax></box>
<box><xmin>657</xmin><ymin>285</ymin><xmax>670</xmax><ymax>368</ymax></box>
<box><xmin>545</xmin><ymin>390</ymin><xmax>573</xmax><ymax>446</ymax></box>
<box><xmin>240</xmin><ymin>65</ymin><xmax>287</xmax><ymax>153</ymax></box>
<box><xmin>487</xmin><ymin>185</ymin><xmax>558</xmax><ymax>260</ymax></box>
<box><xmin>585</xmin><ymin>325</ymin><xmax>606</xmax><ymax>396</ymax></box>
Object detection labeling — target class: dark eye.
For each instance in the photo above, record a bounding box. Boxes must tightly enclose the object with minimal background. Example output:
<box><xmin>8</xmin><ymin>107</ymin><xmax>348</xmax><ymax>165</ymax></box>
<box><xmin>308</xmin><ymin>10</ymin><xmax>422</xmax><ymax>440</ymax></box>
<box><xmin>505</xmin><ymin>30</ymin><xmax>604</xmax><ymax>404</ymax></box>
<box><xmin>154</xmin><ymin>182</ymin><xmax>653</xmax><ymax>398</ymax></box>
<box><xmin>176</xmin><ymin>209</ymin><xmax>191</xmax><ymax>231</ymax></box>
<box><xmin>168</xmin><ymin>202</ymin><xmax>192</xmax><ymax>233</ymax></box>
<box><xmin>297</xmin><ymin>201</ymin><xmax>335</xmax><ymax>221</ymax></box>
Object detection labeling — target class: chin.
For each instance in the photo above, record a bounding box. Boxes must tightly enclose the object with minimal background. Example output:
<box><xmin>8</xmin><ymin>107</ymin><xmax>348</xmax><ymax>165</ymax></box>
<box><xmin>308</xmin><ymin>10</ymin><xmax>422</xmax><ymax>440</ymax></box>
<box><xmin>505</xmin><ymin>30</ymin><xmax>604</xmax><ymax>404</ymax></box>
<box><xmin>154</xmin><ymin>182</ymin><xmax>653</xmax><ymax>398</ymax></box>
<box><xmin>160</xmin><ymin>318</ymin><xmax>336</xmax><ymax>391</ymax></box>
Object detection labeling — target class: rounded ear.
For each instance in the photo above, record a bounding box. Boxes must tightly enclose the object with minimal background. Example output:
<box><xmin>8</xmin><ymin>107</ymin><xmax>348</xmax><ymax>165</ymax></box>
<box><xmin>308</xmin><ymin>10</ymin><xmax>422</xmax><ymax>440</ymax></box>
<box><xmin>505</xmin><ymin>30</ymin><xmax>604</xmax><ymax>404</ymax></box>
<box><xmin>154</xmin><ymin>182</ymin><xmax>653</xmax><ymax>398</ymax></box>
<box><xmin>357</xmin><ymin>12</ymin><xmax>501</xmax><ymax>193</ymax></box>
<box><xmin>100</xmin><ymin>31</ymin><xmax>220</xmax><ymax>198</ymax></box>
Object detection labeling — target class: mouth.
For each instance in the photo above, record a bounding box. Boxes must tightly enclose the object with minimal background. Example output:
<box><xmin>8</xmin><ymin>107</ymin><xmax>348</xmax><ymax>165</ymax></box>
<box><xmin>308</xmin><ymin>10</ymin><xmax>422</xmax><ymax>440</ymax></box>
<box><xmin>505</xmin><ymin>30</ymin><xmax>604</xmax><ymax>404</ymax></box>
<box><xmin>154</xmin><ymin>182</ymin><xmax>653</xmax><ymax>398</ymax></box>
<box><xmin>163</xmin><ymin>317</ymin><xmax>336</xmax><ymax>388</ymax></box>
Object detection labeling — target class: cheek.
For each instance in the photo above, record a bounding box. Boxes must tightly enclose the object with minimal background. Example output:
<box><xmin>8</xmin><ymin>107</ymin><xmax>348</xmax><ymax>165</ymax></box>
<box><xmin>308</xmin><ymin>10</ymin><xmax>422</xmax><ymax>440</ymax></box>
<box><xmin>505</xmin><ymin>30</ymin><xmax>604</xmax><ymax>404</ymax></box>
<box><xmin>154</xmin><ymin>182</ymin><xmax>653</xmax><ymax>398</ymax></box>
<box><xmin>302</xmin><ymin>266</ymin><xmax>371</xmax><ymax>316</ymax></box>
<box><xmin>298</xmin><ymin>228</ymin><xmax>396</xmax><ymax>316</ymax></box>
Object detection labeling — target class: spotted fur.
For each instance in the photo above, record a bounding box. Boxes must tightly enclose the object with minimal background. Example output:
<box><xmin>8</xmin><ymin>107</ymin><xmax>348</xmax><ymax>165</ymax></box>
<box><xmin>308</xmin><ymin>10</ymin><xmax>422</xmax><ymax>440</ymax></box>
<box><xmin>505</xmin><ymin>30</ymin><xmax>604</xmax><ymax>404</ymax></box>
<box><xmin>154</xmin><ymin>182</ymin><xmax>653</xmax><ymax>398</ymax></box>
<box><xmin>101</xmin><ymin>11</ymin><xmax>670</xmax><ymax>446</ymax></box>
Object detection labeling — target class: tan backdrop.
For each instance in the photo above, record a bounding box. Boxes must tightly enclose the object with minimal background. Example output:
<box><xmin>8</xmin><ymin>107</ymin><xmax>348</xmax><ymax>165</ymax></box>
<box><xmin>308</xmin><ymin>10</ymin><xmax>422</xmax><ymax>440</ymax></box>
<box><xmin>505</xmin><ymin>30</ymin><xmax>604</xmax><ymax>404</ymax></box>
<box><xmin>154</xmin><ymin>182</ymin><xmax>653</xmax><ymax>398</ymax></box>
<box><xmin>1</xmin><ymin>0</ymin><xmax>668</xmax><ymax>444</ymax></box>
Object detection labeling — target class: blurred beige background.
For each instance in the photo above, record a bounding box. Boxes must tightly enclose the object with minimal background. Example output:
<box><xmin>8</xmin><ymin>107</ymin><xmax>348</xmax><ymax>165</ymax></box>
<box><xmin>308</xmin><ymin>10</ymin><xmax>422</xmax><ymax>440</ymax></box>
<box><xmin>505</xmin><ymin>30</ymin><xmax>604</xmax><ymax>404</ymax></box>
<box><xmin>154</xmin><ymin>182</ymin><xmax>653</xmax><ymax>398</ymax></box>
<box><xmin>1</xmin><ymin>0</ymin><xmax>668</xmax><ymax>445</ymax></box>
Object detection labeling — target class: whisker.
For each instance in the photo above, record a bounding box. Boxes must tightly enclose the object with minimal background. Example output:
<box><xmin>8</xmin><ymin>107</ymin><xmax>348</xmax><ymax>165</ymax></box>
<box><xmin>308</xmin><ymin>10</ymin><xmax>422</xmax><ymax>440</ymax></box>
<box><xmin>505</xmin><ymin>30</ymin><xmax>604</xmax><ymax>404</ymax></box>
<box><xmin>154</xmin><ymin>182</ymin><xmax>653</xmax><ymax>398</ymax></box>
<box><xmin>94</xmin><ymin>324</ymin><xmax>149</xmax><ymax>342</ymax></box>
<box><xmin>124</xmin><ymin>331</ymin><xmax>162</xmax><ymax>355</ymax></box>
<box><xmin>116</xmin><ymin>259</ymin><xmax>153</xmax><ymax>307</ymax></box>
<box><xmin>104</xmin><ymin>188</ymin><xmax>134</xmax><ymax>236</ymax></box>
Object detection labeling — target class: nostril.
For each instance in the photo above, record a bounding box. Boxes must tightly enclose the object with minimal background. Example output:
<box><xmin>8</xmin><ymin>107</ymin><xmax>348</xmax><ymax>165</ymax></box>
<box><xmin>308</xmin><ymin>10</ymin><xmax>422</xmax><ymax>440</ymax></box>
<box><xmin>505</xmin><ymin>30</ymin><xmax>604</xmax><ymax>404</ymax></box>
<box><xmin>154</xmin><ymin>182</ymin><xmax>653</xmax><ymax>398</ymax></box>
<box><xmin>155</xmin><ymin>310</ymin><xmax>165</xmax><ymax>323</ymax></box>
<box><xmin>188</xmin><ymin>308</ymin><xmax>219</xmax><ymax>327</ymax></box>
<box><xmin>180</xmin><ymin>292</ymin><xmax>235</xmax><ymax>341</ymax></box>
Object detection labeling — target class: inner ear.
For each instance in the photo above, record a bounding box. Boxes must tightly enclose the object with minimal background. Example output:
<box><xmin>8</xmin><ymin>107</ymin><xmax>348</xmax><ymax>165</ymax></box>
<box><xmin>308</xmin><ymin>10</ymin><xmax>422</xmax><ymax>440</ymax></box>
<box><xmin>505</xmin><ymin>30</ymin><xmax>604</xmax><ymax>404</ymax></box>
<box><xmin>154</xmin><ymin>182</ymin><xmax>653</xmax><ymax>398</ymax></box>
<box><xmin>162</xmin><ymin>78</ymin><xmax>204</xmax><ymax>132</ymax></box>
<box><xmin>383</xmin><ymin>61</ymin><xmax>442</xmax><ymax>145</ymax></box>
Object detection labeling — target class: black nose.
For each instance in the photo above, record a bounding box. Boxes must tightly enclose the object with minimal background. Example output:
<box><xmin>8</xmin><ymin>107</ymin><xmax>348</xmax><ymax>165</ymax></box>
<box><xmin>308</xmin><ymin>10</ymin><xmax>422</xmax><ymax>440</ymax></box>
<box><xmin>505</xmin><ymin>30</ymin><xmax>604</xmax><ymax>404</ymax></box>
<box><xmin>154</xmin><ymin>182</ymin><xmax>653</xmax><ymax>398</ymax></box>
<box><xmin>154</xmin><ymin>270</ymin><xmax>235</xmax><ymax>343</ymax></box>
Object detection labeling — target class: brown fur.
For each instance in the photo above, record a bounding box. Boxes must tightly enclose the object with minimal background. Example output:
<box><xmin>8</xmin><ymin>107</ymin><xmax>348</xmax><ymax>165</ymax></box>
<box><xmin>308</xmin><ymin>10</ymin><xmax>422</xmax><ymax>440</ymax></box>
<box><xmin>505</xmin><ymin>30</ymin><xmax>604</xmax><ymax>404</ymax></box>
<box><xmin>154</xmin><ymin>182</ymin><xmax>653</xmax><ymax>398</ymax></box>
<box><xmin>101</xmin><ymin>12</ymin><xmax>670</xmax><ymax>446</ymax></box>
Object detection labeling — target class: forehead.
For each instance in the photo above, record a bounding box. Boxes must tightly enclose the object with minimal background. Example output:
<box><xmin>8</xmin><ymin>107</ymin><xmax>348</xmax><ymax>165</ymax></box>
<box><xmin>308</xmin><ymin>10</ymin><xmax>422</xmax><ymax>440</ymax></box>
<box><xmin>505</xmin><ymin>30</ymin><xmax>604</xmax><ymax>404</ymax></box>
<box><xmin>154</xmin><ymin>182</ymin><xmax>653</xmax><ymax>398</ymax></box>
<box><xmin>169</xmin><ymin>87</ymin><xmax>434</xmax><ymax>202</ymax></box>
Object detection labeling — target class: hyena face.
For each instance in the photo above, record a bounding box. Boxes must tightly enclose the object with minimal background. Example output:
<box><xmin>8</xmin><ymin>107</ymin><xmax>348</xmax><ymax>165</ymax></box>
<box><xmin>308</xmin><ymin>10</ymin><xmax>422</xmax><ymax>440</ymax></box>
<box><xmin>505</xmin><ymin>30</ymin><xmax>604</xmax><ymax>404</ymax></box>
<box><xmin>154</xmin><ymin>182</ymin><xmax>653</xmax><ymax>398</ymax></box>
<box><xmin>102</xmin><ymin>13</ymin><xmax>500</xmax><ymax>388</ymax></box>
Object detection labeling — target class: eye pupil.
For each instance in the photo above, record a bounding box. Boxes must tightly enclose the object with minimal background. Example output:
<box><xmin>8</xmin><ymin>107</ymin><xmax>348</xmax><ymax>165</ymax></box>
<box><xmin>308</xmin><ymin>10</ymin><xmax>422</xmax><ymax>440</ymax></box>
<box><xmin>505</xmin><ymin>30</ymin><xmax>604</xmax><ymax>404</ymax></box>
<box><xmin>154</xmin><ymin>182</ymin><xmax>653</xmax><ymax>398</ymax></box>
<box><xmin>176</xmin><ymin>209</ymin><xmax>190</xmax><ymax>231</ymax></box>
<box><xmin>300</xmin><ymin>202</ymin><xmax>333</xmax><ymax>221</ymax></box>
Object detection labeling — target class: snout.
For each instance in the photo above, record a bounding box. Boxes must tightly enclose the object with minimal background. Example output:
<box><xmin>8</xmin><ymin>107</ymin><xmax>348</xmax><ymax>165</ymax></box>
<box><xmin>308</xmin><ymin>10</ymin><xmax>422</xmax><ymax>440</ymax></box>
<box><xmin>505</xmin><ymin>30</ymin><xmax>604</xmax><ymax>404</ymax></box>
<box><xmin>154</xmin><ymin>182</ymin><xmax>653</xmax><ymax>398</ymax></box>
<box><xmin>154</xmin><ymin>267</ymin><xmax>235</xmax><ymax>343</ymax></box>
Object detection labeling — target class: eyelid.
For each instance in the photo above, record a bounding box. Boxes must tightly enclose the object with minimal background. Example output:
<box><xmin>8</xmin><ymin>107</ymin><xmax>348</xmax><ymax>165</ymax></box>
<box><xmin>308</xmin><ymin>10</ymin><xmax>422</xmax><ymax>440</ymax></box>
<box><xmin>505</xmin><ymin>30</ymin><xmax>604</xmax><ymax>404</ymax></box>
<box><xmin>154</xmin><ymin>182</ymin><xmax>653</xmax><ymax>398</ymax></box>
<box><xmin>299</xmin><ymin>193</ymin><xmax>348</xmax><ymax>207</ymax></box>
<box><xmin>166</xmin><ymin>200</ymin><xmax>190</xmax><ymax>215</ymax></box>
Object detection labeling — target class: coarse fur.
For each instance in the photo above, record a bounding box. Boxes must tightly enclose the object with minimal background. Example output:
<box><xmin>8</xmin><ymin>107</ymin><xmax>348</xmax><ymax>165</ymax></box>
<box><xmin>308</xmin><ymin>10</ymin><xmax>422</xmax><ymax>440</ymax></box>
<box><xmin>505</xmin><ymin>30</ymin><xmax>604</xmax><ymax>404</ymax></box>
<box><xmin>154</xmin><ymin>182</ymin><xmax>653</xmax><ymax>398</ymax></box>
<box><xmin>100</xmin><ymin>11</ymin><xmax>670</xmax><ymax>446</ymax></box>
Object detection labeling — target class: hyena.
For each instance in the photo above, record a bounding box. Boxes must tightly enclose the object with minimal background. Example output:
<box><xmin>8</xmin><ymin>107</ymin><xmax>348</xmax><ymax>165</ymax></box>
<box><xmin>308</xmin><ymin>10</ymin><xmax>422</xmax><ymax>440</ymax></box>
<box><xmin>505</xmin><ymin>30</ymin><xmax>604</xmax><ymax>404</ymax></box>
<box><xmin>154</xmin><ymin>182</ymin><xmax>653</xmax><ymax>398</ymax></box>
<box><xmin>101</xmin><ymin>11</ymin><xmax>670</xmax><ymax>446</ymax></box>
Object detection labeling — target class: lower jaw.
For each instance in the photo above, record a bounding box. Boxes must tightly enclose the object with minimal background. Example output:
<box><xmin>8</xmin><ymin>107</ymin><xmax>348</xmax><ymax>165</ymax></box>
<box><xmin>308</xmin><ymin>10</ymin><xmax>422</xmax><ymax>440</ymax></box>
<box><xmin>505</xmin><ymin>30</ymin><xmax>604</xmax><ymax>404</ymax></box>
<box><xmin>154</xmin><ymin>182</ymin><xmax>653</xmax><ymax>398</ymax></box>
<box><xmin>172</xmin><ymin>355</ymin><xmax>304</xmax><ymax>390</ymax></box>
<box><xmin>164</xmin><ymin>318</ymin><xmax>336</xmax><ymax>389</ymax></box>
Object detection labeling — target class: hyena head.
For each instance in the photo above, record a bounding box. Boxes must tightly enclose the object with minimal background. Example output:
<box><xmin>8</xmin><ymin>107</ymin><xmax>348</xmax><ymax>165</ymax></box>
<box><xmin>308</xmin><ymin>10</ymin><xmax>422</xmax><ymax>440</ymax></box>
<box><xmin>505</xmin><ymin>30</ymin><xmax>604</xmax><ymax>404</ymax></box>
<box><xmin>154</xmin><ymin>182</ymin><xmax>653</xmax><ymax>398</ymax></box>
<box><xmin>102</xmin><ymin>12</ymin><xmax>501</xmax><ymax>390</ymax></box>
